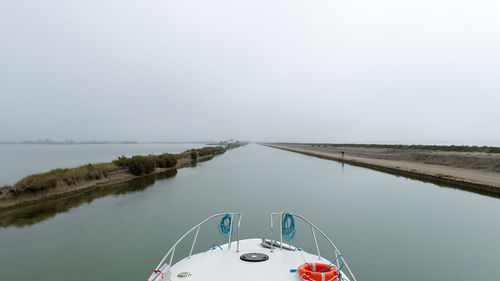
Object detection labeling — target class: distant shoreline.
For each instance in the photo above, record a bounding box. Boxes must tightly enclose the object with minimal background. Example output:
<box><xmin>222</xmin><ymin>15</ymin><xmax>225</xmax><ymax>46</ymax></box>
<box><xmin>0</xmin><ymin>141</ymin><xmax>213</xmax><ymax>145</ymax></box>
<box><xmin>265</xmin><ymin>143</ymin><xmax>500</xmax><ymax>196</ymax></box>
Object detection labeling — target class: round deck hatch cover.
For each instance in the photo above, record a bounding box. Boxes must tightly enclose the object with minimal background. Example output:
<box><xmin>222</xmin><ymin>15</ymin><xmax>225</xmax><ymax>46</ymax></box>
<box><xmin>240</xmin><ymin>252</ymin><xmax>269</xmax><ymax>262</ymax></box>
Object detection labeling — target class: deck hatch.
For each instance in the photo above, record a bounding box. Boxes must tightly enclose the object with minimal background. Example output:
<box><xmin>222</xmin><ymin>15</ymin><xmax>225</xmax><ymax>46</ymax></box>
<box><xmin>240</xmin><ymin>252</ymin><xmax>269</xmax><ymax>262</ymax></box>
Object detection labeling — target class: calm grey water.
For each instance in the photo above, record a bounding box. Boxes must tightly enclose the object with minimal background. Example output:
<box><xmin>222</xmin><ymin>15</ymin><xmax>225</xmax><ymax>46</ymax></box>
<box><xmin>0</xmin><ymin>143</ymin><xmax>205</xmax><ymax>185</ymax></box>
<box><xmin>0</xmin><ymin>144</ymin><xmax>499</xmax><ymax>281</ymax></box>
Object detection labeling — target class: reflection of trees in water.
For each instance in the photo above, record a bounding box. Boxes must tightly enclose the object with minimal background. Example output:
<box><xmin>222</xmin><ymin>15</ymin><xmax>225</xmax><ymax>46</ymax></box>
<box><xmin>0</xmin><ymin>169</ymin><xmax>177</xmax><ymax>227</ymax></box>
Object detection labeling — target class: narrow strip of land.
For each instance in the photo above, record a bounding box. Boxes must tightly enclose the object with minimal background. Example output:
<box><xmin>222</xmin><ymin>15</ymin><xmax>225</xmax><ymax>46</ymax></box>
<box><xmin>266</xmin><ymin>143</ymin><xmax>500</xmax><ymax>195</ymax></box>
<box><xmin>0</xmin><ymin>156</ymin><xmax>201</xmax><ymax>211</ymax></box>
<box><xmin>0</xmin><ymin>144</ymin><xmax>245</xmax><ymax>211</ymax></box>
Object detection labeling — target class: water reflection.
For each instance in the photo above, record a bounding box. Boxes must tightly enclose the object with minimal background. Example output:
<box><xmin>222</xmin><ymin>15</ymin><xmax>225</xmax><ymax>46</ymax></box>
<box><xmin>381</xmin><ymin>169</ymin><xmax>500</xmax><ymax>199</ymax></box>
<box><xmin>0</xmin><ymin>169</ymin><xmax>177</xmax><ymax>227</ymax></box>
<box><xmin>1</xmin><ymin>154</ymin><xmax>498</xmax><ymax>229</ymax></box>
<box><xmin>297</xmin><ymin>153</ymin><xmax>500</xmax><ymax>199</ymax></box>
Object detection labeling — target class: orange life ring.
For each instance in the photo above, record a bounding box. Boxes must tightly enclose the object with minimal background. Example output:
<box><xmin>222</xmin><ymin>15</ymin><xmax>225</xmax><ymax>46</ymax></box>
<box><xmin>298</xmin><ymin>263</ymin><xmax>339</xmax><ymax>281</ymax></box>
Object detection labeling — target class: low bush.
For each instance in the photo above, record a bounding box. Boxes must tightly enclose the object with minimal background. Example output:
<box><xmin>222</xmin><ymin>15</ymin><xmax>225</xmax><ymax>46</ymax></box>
<box><xmin>155</xmin><ymin>153</ymin><xmax>177</xmax><ymax>168</ymax></box>
<box><xmin>196</xmin><ymin>146</ymin><xmax>226</xmax><ymax>157</ymax></box>
<box><xmin>177</xmin><ymin>146</ymin><xmax>227</xmax><ymax>161</ymax></box>
<box><xmin>113</xmin><ymin>155</ymin><xmax>130</xmax><ymax>167</ymax></box>
<box><xmin>126</xmin><ymin>155</ymin><xmax>156</xmax><ymax>175</ymax></box>
<box><xmin>190</xmin><ymin>150</ymin><xmax>198</xmax><ymax>160</ymax></box>
<box><xmin>112</xmin><ymin>153</ymin><xmax>177</xmax><ymax>175</ymax></box>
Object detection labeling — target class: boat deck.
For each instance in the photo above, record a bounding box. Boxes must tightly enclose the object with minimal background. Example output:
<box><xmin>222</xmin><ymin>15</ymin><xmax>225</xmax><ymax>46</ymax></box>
<box><xmin>168</xmin><ymin>239</ymin><xmax>344</xmax><ymax>281</ymax></box>
<box><xmin>148</xmin><ymin>213</ymin><xmax>355</xmax><ymax>281</ymax></box>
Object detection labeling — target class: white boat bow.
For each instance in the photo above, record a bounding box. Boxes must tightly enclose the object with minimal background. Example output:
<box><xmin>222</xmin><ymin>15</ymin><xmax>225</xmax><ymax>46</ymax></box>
<box><xmin>147</xmin><ymin>212</ymin><xmax>356</xmax><ymax>281</ymax></box>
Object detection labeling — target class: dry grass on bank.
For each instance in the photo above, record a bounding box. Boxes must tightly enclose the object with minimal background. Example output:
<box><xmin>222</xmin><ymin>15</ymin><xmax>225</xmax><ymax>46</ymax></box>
<box><xmin>2</xmin><ymin>163</ymin><xmax>119</xmax><ymax>196</ymax></box>
<box><xmin>0</xmin><ymin>144</ymin><xmax>246</xmax><ymax>200</ymax></box>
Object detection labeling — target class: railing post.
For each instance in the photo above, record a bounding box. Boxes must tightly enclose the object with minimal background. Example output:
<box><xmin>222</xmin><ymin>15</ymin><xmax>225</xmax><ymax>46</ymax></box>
<box><xmin>311</xmin><ymin>227</ymin><xmax>321</xmax><ymax>259</ymax></box>
<box><xmin>237</xmin><ymin>214</ymin><xmax>240</xmax><ymax>252</ymax></box>
<box><xmin>169</xmin><ymin>247</ymin><xmax>176</xmax><ymax>266</ymax></box>
<box><xmin>152</xmin><ymin>213</ymin><xmax>249</xmax><ymax>281</ymax></box>
<box><xmin>228</xmin><ymin>213</ymin><xmax>234</xmax><ymax>250</ymax></box>
<box><xmin>270</xmin><ymin>214</ymin><xmax>274</xmax><ymax>253</ymax></box>
<box><xmin>188</xmin><ymin>226</ymin><xmax>200</xmax><ymax>259</ymax></box>
<box><xmin>280</xmin><ymin>213</ymin><xmax>283</xmax><ymax>250</ymax></box>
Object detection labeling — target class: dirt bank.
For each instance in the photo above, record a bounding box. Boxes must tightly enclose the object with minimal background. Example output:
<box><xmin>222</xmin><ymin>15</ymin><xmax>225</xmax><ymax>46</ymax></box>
<box><xmin>266</xmin><ymin>143</ymin><xmax>500</xmax><ymax>195</ymax></box>
<box><xmin>0</xmin><ymin>154</ymin><xmax>212</xmax><ymax>211</ymax></box>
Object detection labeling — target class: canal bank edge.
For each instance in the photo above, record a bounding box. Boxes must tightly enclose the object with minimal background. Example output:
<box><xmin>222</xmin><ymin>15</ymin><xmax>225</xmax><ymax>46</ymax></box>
<box><xmin>265</xmin><ymin>144</ymin><xmax>500</xmax><ymax>196</ymax></box>
<box><xmin>0</xmin><ymin>146</ymin><xmax>240</xmax><ymax>212</ymax></box>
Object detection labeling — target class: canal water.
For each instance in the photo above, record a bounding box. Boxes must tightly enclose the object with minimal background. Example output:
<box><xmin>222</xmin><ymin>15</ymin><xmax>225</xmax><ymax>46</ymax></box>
<box><xmin>0</xmin><ymin>144</ymin><xmax>499</xmax><ymax>281</ymax></box>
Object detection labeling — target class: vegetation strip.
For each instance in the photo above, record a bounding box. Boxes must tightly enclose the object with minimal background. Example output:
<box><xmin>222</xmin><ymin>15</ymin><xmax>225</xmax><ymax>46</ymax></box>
<box><xmin>292</xmin><ymin>143</ymin><xmax>500</xmax><ymax>153</ymax></box>
<box><xmin>265</xmin><ymin>144</ymin><xmax>500</xmax><ymax>196</ymax></box>
<box><xmin>0</xmin><ymin>143</ymin><xmax>244</xmax><ymax>211</ymax></box>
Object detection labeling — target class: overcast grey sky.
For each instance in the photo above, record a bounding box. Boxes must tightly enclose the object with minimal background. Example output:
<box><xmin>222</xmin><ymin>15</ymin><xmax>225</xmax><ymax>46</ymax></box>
<box><xmin>1</xmin><ymin>0</ymin><xmax>499</xmax><ymax>144</ymax></box>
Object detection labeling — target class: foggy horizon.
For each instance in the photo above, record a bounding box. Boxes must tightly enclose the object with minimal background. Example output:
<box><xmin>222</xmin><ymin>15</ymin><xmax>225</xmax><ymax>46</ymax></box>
<box><xmin>2</xmin><ymin>138</ymin><xmax>500</xmax><ymax>147</ymax></box>
<box><xmin>1</xmin><ymin>0</ymin><xmax>499</xmax><ymax>145</ymax></box>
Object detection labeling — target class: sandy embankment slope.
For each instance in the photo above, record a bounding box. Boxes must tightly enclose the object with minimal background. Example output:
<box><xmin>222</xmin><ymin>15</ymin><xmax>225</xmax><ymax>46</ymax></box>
<box><xmin>266</xmin><ymin>144</ymin><xmax>500</xmax><ymax>194</ymax></box>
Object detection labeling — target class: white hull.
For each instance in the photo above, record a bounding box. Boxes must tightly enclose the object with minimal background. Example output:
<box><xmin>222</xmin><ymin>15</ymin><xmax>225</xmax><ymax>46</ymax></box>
<box><xmin>162</xmin><ymin>239</ymin><xmax>350</xmax><ymax>281</ymax></box>
<box><xmin>148</xmin><ymin>213</ymin><xmax>356</xmax><ymax>281</ymax></box>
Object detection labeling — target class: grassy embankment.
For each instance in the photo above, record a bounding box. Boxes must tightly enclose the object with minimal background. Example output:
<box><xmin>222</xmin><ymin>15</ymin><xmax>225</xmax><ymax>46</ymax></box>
<box><xmin>0</xmin><ymin>145</ymin><xmax>233</xmax><ymax>200</ymax></box>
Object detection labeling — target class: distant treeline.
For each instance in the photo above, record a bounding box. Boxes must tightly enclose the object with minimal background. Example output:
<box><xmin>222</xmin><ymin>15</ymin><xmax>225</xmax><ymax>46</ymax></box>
<box><xmin>113</xmin><ymin>153</ymin><xmax>177</xmax><ymax>175</ymax></box>
<box><xmin>0</xmin><ymin>143</ymin><xmax>245</xmax><ymax>198</ymax></box>
<box><xmin>112</xmin><ymin>146</ymin><xmax>226</xmax><ymax>176</ymax></box>
<box><xmin>298</xmin><ymin>143</ymin><xmax>500</xmax><ymax>153</ymax></box>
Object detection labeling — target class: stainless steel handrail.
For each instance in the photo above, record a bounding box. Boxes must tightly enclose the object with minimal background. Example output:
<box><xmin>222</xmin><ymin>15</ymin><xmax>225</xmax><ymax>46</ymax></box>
<box><xmin>270</xmin><ymin>212</ymin><xmax>357</xmax><ymax>281</ymax></box>
<box><xmin>148</xmin><ymin>212</ymin><xmax>242</xmax><ymax>281</ymax></box>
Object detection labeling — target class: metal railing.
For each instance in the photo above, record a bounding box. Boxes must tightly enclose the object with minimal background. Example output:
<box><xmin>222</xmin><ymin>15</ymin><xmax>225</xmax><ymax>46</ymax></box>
<box><xmin>270</xmin><ymin>212</ymin><xmax>357</xmax><ymax>281</ymax></box>
<box><xmin>148</xmin><ymin>212</ymin><xmax>242</xmax><ymax>281</ymax></box>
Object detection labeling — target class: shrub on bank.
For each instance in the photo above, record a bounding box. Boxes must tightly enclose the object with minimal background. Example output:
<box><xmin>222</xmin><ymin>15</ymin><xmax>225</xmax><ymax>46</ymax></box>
<box><xmin>112</xmin><ymin>153</ymin><xmax>177</xmax><ymax>175</ymax></box>
<box><xmin>190</xmin><ymin>150</ymin><xmax>198</xmax><ymax>160</ymax></box>
<box><xmin>177</xmin><ymin>146</ymin><xmax>226</xmax><ymax>161</ymax></box>
<box><xmin>195</xmin><ymin>146</ymin><xmax>226</xmax><ymax>157</ymax></box>
<box><xmin>155</xmin><ymin>153</ymin><xmax>177</xmax><ymax>168</ymax></box>
<box><xmin>113</xmin><ymin>155</ymin><xmax>130</xmax><ymax>167</ymax></box>
<box><xmin>126</xmin><ymin>155</ymin><xmax>156</xmax><ymax>175</ymax></box>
